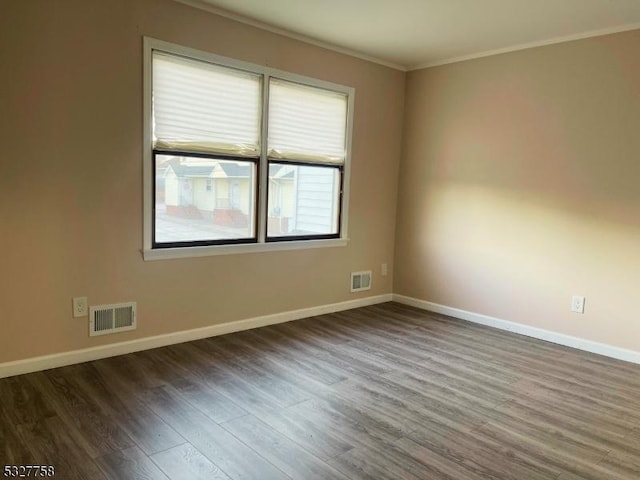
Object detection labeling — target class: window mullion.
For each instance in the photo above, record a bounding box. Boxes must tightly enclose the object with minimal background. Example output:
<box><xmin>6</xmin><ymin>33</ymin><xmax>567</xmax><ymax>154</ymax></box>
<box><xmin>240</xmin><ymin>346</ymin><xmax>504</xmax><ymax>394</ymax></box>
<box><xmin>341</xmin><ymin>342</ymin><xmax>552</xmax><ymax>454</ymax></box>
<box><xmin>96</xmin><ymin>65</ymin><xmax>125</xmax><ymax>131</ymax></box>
<box><xmin>257</xmin><ymin>74</ymin><xmax>270</xmax><ymax>243</ymax></box>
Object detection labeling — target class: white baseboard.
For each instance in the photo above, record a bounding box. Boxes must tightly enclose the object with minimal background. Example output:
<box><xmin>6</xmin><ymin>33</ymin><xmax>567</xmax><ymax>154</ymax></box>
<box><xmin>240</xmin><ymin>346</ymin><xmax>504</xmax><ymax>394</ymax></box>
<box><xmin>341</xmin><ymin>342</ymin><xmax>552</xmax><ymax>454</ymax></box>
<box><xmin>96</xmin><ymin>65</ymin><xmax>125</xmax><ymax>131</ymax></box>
<box><xmin>0</xmin><ymin>294</ymin><xmax>393</xmax><ymax>379</ymax></box>
<box><xmin>393</xmin><ymin>294</ymin><xmax>640</xmax><ymax>365</ymax></box>
<box><xmin>7</xmin><ymin>292</ymin><xmax>637</xmax><ymax>378</ymax></box>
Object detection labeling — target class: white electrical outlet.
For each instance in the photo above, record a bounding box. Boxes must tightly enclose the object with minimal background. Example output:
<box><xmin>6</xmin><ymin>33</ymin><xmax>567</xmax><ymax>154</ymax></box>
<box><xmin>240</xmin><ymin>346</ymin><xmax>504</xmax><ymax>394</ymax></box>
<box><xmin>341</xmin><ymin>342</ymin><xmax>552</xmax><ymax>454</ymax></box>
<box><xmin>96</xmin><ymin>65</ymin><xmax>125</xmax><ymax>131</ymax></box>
<box><xmin>381</xmin><ymin>263</ymin><xmax>388</xmax><ymax>276</ymax></box>
<box><xmin>73</xmin><ymin>297</ymin><xmax>88</xmax><ymax>318</ymax></box>
<box><xmin>571</xmin><ymin>295</ymin><xmax>585</xmax><ymax>314</ymax></box>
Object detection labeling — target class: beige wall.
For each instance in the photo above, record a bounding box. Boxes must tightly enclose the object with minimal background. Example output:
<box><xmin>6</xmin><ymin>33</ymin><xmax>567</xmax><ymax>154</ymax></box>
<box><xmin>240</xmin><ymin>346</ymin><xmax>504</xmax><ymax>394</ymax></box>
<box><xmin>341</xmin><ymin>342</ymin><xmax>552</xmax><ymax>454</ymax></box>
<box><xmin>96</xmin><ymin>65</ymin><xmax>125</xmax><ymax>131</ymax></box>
<box><xmin>5</xmin><ymin>0</ymin><xmax>638</xmax><ymax>365</ymax></box>
<box><xmin>0</xmin><ymin>0</ymin><xmax>405</xmax><ymax>363</ymax></box>
<box><xmin>395</xmin><ymin>30</ymin><xmax>640</xmax><ymax>351</ymax></box>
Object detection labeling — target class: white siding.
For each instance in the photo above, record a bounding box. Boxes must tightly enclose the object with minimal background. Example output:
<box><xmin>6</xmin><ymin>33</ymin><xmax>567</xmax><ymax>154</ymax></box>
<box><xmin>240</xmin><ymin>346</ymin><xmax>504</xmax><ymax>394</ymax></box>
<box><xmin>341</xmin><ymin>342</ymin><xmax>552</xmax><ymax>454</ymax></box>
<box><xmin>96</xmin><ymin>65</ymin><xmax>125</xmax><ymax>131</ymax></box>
<box><xmin>165</xmin><ymin>171</ymin><xmax>179</xmax><ymax>206</ymax></box>
<box><xmin>192</xmin><ymin>178</ymin><xmax>216</xmax><ymax>211</ymax></box>
<box><xmin>295</xmin><ymin>166</ymin><xmax>338</xmax><ymax>234</ymax></box>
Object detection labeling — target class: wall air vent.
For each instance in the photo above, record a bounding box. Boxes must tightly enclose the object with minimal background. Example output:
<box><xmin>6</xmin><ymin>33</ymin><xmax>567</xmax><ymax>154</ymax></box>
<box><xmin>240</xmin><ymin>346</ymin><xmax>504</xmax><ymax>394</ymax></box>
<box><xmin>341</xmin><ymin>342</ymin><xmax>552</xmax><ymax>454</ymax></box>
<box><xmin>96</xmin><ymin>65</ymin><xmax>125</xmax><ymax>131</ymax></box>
<box><xmin>351</xmin><ymin>271</ymin><xmax>372</xmax><ymax>292</ymax></box>
<box><xmin>89</xmin><ymin>302</ymin><xmax>137</xmax><ymax>337</ymax></box>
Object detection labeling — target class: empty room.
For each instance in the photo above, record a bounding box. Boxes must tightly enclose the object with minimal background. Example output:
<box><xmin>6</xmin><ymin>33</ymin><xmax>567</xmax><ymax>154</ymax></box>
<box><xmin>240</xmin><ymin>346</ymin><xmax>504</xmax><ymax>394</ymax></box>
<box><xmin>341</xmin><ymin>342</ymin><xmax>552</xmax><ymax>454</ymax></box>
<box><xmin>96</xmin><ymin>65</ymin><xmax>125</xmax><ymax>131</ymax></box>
<box><xmin>2</xmin><ymin>0</ymin><xmax>640</xmax><ymax>478</ymax></box>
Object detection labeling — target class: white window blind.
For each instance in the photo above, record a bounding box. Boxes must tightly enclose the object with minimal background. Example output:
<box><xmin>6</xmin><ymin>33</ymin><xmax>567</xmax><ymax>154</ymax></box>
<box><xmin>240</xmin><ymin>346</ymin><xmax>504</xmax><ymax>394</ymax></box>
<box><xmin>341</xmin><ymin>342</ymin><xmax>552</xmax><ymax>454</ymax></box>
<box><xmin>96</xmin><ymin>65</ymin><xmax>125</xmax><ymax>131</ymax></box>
<box><xmin>268</xmin><ymin>78</ymin><xmax>348</xmax><ymax>164</ymax></box>
<box><xmin>152</xmin><ymin>52</ymin><xmax>261</xmax><ymax>157</ymax></box>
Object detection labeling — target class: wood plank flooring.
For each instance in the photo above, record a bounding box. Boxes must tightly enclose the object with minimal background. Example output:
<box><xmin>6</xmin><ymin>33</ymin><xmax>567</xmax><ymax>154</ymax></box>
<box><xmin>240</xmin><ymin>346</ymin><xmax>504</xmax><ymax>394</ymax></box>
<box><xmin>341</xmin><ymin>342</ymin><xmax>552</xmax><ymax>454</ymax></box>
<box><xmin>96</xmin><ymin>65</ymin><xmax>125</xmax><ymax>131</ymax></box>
<box><xmin>2</xmin><ymin>302</ymin><xmax>640</xmax><ymax>479</ymax></box>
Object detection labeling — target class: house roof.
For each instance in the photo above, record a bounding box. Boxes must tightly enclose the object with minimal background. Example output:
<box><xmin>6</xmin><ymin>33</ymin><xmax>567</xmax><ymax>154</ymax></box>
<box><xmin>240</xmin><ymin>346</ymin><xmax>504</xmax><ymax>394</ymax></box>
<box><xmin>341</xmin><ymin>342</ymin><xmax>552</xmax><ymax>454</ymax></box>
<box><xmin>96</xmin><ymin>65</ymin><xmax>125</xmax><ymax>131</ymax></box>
<box><xmin>168</xmin><ymin>164</ymin><xmax>215</xmax><ymax>177</ymax></box>
<box><xmin>167</xmin><ymin>162</ymin><xmax>295</xmax><ymax>179</ymax></box>
<box><xmin>219</xmin><ymin>163</ymin><xmax>251</xmax><ymax>178</ymax></box>
<box><xmin>270</xmin><ymin>165</ymin><xmax>294</xmax><ymax>179</ymax></box>
<box><xmin>166</xmin><ymin>163</ymin><xmax>251</xmax><ymax>178</ymax></box>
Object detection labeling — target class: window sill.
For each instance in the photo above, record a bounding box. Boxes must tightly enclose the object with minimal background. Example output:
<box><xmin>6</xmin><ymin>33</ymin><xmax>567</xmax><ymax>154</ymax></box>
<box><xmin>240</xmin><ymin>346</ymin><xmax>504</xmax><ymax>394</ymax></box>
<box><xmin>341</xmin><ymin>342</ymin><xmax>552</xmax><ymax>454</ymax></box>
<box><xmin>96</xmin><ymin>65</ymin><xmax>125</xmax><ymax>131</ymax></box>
<box><xmin>142</xmin><ymin>238</ymin><xmax>349</xmax><ymax>261</ymax></box>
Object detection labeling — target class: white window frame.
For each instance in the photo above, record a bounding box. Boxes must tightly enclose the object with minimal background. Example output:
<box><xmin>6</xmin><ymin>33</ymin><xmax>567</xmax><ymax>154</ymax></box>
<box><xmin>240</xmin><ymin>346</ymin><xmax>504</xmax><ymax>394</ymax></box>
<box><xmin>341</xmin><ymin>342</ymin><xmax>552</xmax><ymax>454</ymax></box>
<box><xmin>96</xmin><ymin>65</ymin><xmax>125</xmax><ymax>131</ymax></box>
<box><xmin>142</xmin><ymin>38</ymin><xmax>354</xmax><ymax>260</ymax></box>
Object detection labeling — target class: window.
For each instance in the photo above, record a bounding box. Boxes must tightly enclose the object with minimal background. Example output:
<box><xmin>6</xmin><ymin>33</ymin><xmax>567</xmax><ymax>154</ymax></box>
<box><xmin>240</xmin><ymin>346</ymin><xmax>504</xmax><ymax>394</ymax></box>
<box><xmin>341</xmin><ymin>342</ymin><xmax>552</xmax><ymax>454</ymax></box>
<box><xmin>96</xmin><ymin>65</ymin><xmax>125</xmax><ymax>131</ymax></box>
<box><xmin>143</xmin><ymin>38</ymin><xmax>353</xmax><ymax>259</ymax></box>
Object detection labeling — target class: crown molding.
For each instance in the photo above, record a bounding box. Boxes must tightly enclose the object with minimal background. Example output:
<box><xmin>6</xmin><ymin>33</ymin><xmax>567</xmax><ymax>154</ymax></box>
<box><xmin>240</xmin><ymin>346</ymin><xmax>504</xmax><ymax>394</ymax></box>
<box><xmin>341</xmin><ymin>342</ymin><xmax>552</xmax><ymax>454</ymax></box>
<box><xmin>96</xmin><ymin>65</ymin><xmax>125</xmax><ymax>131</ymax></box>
<box><xmin>409</xmin><ymin>22</ymin><xmax>640</xmax><ymax>71</ymax></box>
<box><xmin>173</xmin><ymin>0</ymin><xmax>407</xmax><ymax>71</ymax></box>
<box><xmin>172</xmin><ymin>1</ymin><xmax>640</xmax><ymax>75</ymax></box>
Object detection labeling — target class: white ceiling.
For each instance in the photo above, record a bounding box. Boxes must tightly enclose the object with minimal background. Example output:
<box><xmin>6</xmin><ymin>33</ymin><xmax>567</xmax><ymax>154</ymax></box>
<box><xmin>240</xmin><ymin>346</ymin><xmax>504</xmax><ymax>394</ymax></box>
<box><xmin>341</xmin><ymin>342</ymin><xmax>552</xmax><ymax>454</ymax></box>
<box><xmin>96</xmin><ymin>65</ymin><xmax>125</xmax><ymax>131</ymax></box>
<box><xmin>178</xmin><ymin>0</ymin><xmax>640</xmax><ymax>70</ymax></box>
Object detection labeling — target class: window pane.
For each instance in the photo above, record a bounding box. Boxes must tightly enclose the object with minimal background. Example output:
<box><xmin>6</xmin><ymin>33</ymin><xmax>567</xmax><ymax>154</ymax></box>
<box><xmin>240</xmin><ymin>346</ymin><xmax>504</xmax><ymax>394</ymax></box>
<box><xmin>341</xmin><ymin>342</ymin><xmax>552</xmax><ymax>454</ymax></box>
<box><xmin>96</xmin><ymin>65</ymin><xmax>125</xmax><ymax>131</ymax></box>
<box><xmin>268</xmin><ymin>78</ymin><xmax>347</xmax><ymax>164</ymax></box>
<box><xmin>155</xmin><ymin>155</ymin><xmax>256</xmax><ymax>244</ymax></box>
<box><xmin>267</xmin><ymin>163</ymin><xmax>340</xmax><ymax>237</ymax></box>
<box><xmin>153</xmin><ymin>52</ymin><xmax>261</xmax><ymax>157</ymax></box>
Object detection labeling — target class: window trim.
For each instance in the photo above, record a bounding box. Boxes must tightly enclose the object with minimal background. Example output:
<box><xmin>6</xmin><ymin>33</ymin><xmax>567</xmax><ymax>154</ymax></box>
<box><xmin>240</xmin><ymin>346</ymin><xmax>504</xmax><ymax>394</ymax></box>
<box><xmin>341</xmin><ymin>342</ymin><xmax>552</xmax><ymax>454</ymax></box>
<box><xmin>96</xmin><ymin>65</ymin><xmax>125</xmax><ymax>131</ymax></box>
<box><xmin>142</xmin><ymin>37</ymin><xmax>354</xmax><ymax>260</ymax></box>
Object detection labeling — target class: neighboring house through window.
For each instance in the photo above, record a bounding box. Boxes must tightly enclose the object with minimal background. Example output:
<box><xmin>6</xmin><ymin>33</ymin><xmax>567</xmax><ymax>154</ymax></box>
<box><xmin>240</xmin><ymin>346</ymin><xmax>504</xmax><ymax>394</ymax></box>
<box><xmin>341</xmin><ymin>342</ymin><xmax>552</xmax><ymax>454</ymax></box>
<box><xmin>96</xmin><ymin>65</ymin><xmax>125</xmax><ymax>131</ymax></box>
<box><xmin>143</xmin><ymin>38</ymin><xmax>354</xmax><ymax>259</ymax></box>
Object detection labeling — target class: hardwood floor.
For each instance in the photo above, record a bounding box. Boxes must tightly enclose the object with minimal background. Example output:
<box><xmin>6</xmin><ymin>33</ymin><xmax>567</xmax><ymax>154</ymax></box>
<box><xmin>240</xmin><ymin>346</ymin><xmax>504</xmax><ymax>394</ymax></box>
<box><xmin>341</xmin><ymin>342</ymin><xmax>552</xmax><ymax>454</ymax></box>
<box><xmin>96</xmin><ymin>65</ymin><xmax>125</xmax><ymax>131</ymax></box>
<box><xmin>2</xmin><ymin>302</ymin><xmax>640</xmax><ymax>479</ymax></box>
